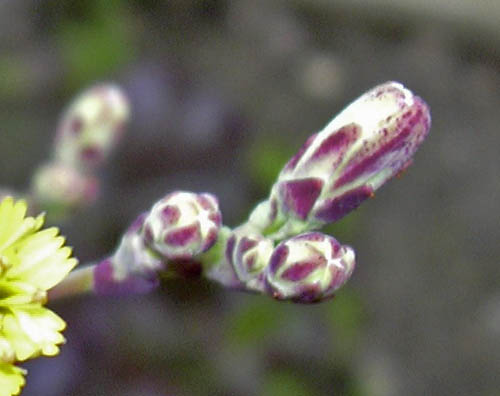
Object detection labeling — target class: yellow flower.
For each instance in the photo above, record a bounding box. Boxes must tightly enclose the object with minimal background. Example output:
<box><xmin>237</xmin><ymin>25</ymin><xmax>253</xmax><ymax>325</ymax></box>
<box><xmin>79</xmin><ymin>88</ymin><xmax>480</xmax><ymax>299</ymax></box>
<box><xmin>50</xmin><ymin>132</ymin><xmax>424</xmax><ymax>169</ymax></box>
<box><xmin>0</xmin><ymin>197</ymin><xmax>77</xmax><ymax>396</ymax></box>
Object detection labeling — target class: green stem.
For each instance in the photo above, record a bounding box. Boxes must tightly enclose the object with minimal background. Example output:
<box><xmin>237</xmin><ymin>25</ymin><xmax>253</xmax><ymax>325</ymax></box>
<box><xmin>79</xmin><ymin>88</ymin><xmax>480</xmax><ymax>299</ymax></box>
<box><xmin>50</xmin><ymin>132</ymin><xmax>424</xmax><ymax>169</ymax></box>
<box><xmin>48</xmin><ymin>264</ymin><xmax>95</xmax><ymax>301</ymax></box>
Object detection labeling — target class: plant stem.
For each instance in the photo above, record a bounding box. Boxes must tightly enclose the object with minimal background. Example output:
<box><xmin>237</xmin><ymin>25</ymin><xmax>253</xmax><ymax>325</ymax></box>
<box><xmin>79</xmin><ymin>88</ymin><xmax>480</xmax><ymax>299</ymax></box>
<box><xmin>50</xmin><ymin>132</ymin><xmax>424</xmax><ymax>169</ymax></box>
<box><xmin>48</xmin><ymin>264</ymin><xmax>96</xmax><ymax>301</ymax></box>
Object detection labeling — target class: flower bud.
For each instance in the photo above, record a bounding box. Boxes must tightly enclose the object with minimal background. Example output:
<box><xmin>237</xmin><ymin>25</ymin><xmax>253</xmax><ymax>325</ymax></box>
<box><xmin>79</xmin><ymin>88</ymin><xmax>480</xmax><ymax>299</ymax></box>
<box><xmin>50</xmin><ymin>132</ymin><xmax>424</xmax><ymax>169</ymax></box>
<box><xmin>265</xmin><ymin>232</ymin><xmax>355</xmax><ymax>303</ymax></box>
<box><xmin>259</xmin><ymin>81</ymin><xmax>430</xmax><ymax>238</ymax></box>
<box><xmin>54</xmin><ymin>83</ymin><xmax>129</xmax><ymax>171</ymax></box>
<box><xmin>142</xmin><ymin>191</ymin><xmax>222</xmax><ymax>260</ymax></box>
<box><xmin>225</xmin><ymin>230</ymin><xmax>274</xmax><ymax>287</ymax></box>
<box><xmin>31</xmin><ymin>163</ymin><xmax>99</xmax><ymax>215</ymax></box>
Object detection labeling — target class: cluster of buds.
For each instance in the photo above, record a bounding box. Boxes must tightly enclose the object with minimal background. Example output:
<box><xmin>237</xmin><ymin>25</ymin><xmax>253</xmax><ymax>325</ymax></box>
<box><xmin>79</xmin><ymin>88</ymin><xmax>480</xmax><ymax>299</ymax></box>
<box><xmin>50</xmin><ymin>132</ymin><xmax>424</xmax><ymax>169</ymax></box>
<box><xmin>207</xmin><ymin>81</ymin><xmax>430</xmax><ymax>301</ymax></box>
<box><xmin>1</xmin><ymin>80</ymin><xmax>431</xmax><ymax>396</ymax></box>
<box><xmin>69</xmin><ymin>81</ymin><xmax>430</xmax><ymax>304</ymax></box>
<box><xmin>31</xmin><ymin>84</ymin><xmax>129</xmax><ymax>219</ymax></box>
<box><xmin>212</xmin><ymin>229</ymin><xmax>356</xmax><ymax>303</ymax></box>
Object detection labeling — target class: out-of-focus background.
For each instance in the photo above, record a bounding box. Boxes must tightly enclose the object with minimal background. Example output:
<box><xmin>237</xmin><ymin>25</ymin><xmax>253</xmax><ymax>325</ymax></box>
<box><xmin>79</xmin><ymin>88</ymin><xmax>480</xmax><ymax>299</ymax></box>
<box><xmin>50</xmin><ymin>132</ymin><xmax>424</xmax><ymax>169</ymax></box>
<box><xmin>1</xmin><ymin>0</ymin><xmax>499</xmax><ymax>395</ymax></box>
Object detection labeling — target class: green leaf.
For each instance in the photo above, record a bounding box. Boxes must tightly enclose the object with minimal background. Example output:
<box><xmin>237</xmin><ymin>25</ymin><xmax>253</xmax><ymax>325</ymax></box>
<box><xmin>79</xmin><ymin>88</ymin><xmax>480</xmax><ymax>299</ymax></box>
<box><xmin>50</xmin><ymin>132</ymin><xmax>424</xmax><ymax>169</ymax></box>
<box><xmin>261</xmin><ymin>370</ymin><xmax>315</xmax><ymax>396</ymax></box>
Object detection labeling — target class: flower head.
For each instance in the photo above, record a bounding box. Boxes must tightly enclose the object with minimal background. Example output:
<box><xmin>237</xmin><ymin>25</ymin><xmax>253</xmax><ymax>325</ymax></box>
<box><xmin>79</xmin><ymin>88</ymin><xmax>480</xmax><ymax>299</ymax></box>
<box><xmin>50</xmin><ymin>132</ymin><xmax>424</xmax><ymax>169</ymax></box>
<box><xmin>0</xmin><ymin>198</ymin><xmax>77</xmax><ymax>395</ymax></box>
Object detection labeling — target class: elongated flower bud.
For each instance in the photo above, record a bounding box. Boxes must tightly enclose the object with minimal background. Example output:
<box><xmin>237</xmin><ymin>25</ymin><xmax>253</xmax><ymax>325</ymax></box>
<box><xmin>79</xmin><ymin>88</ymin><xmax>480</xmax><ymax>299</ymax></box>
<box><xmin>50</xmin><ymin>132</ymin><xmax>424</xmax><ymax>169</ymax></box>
<box><xmin>142</xmin><ymin>191</ymin><xmax>222</xmax><ymax>260</ymax></box>
<box><xmin>54</xmin><ymin>83</ymin><xmax>129</xmax><ymax>172</ymax></box>
<box><xmin>225</xmin><ymin>230</ymin><xmax>274</xmax><ymax>289</ymax></box>
<box><xmin>250</xmin><ymin>81</ymin><xmax>430</xmax><ymax>238</ymax></box>
<box><xmin>265</xmin><ymin>232</ymin><xmax>355</xmax><ymax>303</ymax></box>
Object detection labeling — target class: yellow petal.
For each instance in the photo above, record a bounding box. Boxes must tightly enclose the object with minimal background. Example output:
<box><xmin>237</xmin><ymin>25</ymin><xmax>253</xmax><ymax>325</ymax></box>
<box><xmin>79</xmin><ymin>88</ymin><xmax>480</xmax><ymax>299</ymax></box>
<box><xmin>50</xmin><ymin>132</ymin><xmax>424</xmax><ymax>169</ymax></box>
<box><xmin>0</xmin><ymin>199</ymin><xmax>41</xmax><ymax>254</ymax></box>
<box><xmin>4</xmin><ymin>228</ymin><xmax>78</xmax><ymax>290</ymax></box>
<box><xmin>0</xmin><ymin>362</ymin><xmax>26</xmax><ymax>396</ymax></box>
<box><xmin>2</xmin><ymin>306</ymin><xmax>66</xmax><ymax>361</ymax></box>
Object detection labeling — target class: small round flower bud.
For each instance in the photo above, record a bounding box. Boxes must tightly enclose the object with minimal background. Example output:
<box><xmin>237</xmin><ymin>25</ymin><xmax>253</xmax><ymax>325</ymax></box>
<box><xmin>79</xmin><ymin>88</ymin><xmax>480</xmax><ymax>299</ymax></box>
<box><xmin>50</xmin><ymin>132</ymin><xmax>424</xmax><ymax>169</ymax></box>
<box><xmin>252</xmin><ymin>81</ymin><xmax>430</xmax><ymax>239</ymax></box>
<box><xmin>142</xmin><ymin>191</ymin><xmax>222</xmax><ymax>260</ymax></box>
<box><xmin>55</xmin><ymin>83</ymin><xmax>130</xmax><ymax>171</ymax></box>
<box><xmin>265</xmin><ymin>232</ymin><xmax>355</xmax><ymax>303</ymax></box>
<box><xmin>226</xmin><ymin>231</ymin><xmax>274</xmax><ymax>287</ymax></box>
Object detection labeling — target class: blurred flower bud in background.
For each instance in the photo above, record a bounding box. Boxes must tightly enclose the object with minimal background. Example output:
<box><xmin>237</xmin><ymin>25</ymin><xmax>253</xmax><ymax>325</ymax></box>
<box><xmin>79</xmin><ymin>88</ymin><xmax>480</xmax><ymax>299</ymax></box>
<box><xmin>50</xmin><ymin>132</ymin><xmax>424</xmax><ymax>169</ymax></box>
<box><xmin>30</xmin><ymin>163</ymin><xmax>98</xmax><ymax>218</ymax></box>
<box><xmin>54</xmin><ymin>83</ymin><xmax>129</xmax><ymax>172</ymax></box>
<box><xmin>265</xmin><ymin>232</ymin><xmax>355</xmax><ymax>303</ymax></box>
<box><xmin>29</xmin><ymin>83</ymin><xmax>130</xmax><ymax>221</ymax></box>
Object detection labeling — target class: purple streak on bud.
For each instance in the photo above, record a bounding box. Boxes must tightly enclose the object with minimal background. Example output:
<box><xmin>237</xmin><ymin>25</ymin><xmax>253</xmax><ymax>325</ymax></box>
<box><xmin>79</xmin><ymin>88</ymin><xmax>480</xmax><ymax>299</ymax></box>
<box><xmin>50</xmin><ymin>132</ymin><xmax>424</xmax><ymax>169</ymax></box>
<box><xmin>279</xmin><ymin>178</ymin><xmax>323</xmax><ymax>220</ymax></box>
<box><xmin>70</xmin><ymin>117</ymin><xmax>83</xmax><ymax>135</ymax></box>
<box><xmin>143</xmin><ymin>225</ymin><xmax>154</xmax><ymax>245</ymax></box>
<box><xmin>268</xmin><ymin>244</ymin><xmax>289</xmax><ymax>275</ymax></box>
<box><xmin>127</xmin><ymin>212</ymin><xmax>147</xmax><ymax>234</ymax></box>
<box><xmin>93</xmin><ymin>259</ymin><xmax>159</xmax><ymax>296</ymax></box>
<box><xmin>80</xmin><ymin>145</ymin><xmax>102</xmax><ymax>164</ymax></box>
<box><xmin>292</xmin><ymin>286</ymin><xmax>327</xmax><ymax>304</ymax></box>
<box><xmin>164</xmin><ymin>224</ymin><xmax>200</xmax><ymax>247</ymax></box>
<box><xmin>314</xmin><ymin>185</ymin><xmax>374</xmax><ymax>223</ymax></box>
<box><xmin>197</xmin><ymin>193</ymin><xmax>217</xmax><ymax>211</ymax></box>
<box><xmin>284</xmin><ymin>133</ymin><xmax>318</xmax><ymax>172</ymax></box>
<box><xmin>239</xmin><ymin>237</ymin><xmax>258</xmax><ymax>253</ymax></box>
<box><xmin>311</xmin><ymin>123</ymin><xmax>359</xmax><ymax>163</ymax></box>
<box><xmin>161</xmin><ymin>205</ymin><xmax>180</xmax><ymax>225</ymax></box>
<box><xmin>203</xmin><ymin>228</ymin><xmax>219</xmax><ymax>251</ymax></box>
<box><xmin>281</xmin><ymin>260</ymin><xmax>322</xmax><ymax>282</ymax></box>
<box><xmin>209</xmin><ymin>212</ymin><xmax>222</xmax><ymax>226</ymax></box>
<box><xmin>225</xmin><ymin>234</ymin><xmax>236</xmax><ymax>263</ymax></box>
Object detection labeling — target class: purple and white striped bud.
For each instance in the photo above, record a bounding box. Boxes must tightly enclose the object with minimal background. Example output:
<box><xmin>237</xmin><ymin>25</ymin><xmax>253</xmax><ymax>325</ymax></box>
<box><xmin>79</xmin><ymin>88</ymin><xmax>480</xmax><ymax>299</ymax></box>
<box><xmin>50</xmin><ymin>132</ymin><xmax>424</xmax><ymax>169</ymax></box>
<box><xmin>54</xmin><ymin>83</ymin><xmax>129</xmax><ymax>172</ymax></box>
<box><xmin>225</xmin><ymin>231</ymin><xmax>274</xmax><ymax>288</ymax></box>
<box><xmin>254</xmin><ymin>82</ymin><xmax>430</xmax><ymax>238</ymax></box>
<box><xmin>265</xmin><ymin>232</ymin><xmax>355</xmax><ymax>303</ymax></box>
<box><xmin>142</xmin><ymin>191</ymin><xmax>222</xmax><ymax>261</ymax></box>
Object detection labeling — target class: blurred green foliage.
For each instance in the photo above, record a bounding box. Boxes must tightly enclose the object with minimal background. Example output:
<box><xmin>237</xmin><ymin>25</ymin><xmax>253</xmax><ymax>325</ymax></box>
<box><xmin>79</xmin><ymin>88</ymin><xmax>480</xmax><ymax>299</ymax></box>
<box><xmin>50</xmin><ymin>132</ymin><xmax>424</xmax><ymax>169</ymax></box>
<box><xmin>262</xmin><ymin>370</ymin><xmax>316</xmax><ymax>396</ymax></box>
<box><xmin>0</xmin><ymin>57</ymin><xmax>32</xmax><ymax>98</ymax></box>
<box><xmin>54</xmin><ymin>0</ymin><xmax>135</xmax><ymax>89</ymax></box>
<box><xmin>226</xmin><ymin>297</ymin><xmax>288</xmax><ymax>347</ymax></box>
<box><xmin>245</xmin><ymin>136</ymin><xmax>296</xmax><ymax>193</ymax></box>
<box><xmin>326</xmin><ymin>288</ymin><xmax>365</xmax><ymax>357</ymax></box>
